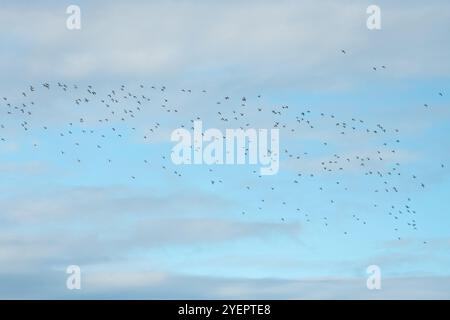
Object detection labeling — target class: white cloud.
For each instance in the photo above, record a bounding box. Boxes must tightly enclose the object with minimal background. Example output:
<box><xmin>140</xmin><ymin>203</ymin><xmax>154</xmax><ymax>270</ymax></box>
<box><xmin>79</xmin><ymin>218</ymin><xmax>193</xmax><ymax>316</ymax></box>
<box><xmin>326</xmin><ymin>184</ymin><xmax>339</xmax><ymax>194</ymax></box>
<box><xmin>1</xmin><ymin>0</ymin><xmax>449</xmax><ymax>88</ymax></box>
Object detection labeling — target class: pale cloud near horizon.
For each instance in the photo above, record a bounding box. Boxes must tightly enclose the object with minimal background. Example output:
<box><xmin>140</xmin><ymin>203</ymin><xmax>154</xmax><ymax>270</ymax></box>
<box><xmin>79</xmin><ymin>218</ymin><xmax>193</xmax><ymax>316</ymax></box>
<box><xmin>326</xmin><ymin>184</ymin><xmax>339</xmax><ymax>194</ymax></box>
<box><xmin>2</xmin><ymin>268</ymin><xmax>450</xmax><ymax>299</ymax></box>
<box><xmin>0</xmin><ymin>185</ymin><xmax>300</xmax><ymax>272</ymax></box>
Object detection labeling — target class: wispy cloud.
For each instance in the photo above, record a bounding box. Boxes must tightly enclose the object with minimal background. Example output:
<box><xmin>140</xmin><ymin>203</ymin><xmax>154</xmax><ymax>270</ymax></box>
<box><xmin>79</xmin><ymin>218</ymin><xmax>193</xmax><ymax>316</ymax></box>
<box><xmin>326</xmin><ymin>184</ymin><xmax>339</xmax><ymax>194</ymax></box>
<box><xmin>1</xmin><ymin>0</ymin><xmax>450</xmax><ymax>87</ymax></box>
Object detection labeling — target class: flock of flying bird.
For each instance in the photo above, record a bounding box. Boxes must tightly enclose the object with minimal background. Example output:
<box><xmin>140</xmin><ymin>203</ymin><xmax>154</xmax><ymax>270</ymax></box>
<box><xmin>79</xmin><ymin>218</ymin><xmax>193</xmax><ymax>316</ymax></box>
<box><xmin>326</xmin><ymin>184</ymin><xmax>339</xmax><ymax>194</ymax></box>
<box><xmin>0</xmin><ymin>50</ymin><xmax>447</xmax><ymax>244</ymax></box>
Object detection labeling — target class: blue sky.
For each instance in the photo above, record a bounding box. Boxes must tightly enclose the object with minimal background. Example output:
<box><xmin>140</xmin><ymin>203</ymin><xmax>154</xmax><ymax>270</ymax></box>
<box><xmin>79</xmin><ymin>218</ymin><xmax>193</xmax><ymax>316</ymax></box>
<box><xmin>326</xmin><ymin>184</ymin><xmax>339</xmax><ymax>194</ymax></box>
<box><xmin>0</xmin><ymin>0</ymin><xmax>450</xmax><ymax>299</ymax></box>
